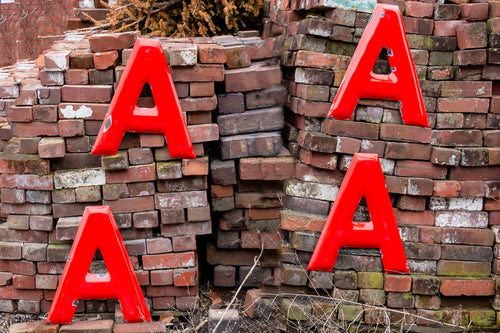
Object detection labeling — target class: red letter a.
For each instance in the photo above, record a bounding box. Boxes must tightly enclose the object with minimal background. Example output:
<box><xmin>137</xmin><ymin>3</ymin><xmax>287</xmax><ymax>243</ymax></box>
<box><xmin>46</xmin><ymin>206</ymin><xmax>151</xmax><ymax>324</ymax></box>
<box><xmin>91</xmin><ymin>38</ymin><xmax>195</xmax><ymax>158</ymax></box>
<box><xmin>308</xmin><ymin>153</ymin><xmax>409</xmax><ymax>274</ymax></box>
<box><xmin>328</xmin><ymin>4</ymin><xmax>428</xmax><ymax>127</ymax></box>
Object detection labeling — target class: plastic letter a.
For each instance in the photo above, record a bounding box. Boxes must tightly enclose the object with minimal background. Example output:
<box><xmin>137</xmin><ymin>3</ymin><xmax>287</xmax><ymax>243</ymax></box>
<box><xmin>308</xmin><ymin>153</ymin><xmax>409</xmax><ymax>274</ymax></box>
<box><xmin>92</xmin><ymin>38</ymin><xmax>195</xmax><ymax>158</ymax></box>
<box><xmin>328</xmin><ymin>4</ymin><xmax>428</xmax><ymax>127</ymax></box>
<box><xmin>46</xmin><ymin>206</ymin><xmax>151</xmax><ymax>324</ymax></box>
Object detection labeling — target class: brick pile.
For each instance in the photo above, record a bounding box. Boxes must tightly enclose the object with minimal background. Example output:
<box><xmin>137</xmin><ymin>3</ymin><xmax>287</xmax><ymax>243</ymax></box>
<box><xmin>267</xmin><ymin>0</ymin><xmax>500</xmax><ymax>328</ymax></box>
<box><xmin>206</xmin><ymin>34</ymin><xmax>292</xmax><ymax>288</ymax></box>
<box><xmin>0</xmin><ymin>31</ymin><xmax>226</xmax><ymax>316</ymax></box>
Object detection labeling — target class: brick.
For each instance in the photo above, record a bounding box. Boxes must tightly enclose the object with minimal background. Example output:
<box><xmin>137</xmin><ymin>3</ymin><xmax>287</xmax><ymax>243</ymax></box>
<box><xmin>295</xmin><ymin>50</ymin><xmax>350</xmax><ymax>70</ymax></box>
<box><xmin>150</xmin><ymin>270</ymin><xmax>173</xmax><ymax>285</ymax></box>
<box><xmin>461</xmin><ymin>3</ymin><xmax>489</xmax><ymax>21</ymax></box>
<box><xmin>163</xmin><ymin>43</ymin><xmax>197</xmax><ymax>66</ymax></box>
<box><xmin>37</xmin><ymin>138</ymin><xmax>65</xmax><ymax>159</ymax></box>
<box><xmin>456</xmin><ymin>22</ymin><xmax>488</xmax><ymax>50</ymax></box>
<box><xmin>403</xmin><ymin>17</ymin><xmax>433</xmax><ymax>35</ymax></box>
<box><xmin>188</xmin><ymin>124</ymin><xmax>219</xmax><ymax>143</ymax></box>
<box><xmin>44</xmin><ymin>50</ymin><xmax>71</xmax><ymax>71</ymax></box>
<box><xmin>437</xmin><ymin>98</ymin><xmax>489</xmax><ymax>114</ymax></box>
<box><xmin>7</xmin><ymin>215</ymin><xmax>29</xmax><ymax>230</ymax></box>
<box><xmin>172</xmin><ymin>236</ymin><xmax>196</xmax><ymax>252</ymax></box>
<box><xmin>280</xmin><ymin>210</ymin><xmax>326</xmax><ymax>233</ymax></box>
<box><xmin>88</xmin><ymin>31</ymin><xmax>139</xmax><ymax>52</ymax></box>
<box><xmin>190</xmin><ymin>82</ymin><xmax>214</xmax><ymax>97</ymax></box>
<box><xmin>156</xmin><ymin>161</ymin><xmax>182</xmax><ymax>180</ymax></box>
<box><xmin>30</xmin><ymin>215</ymin><xmax>54</xmax><ymax>231</ymax></box>
<box><xmin>225</xmin><ymin>64</ymin><xmax>281</xmax><ymax>92</ymax></box>
<box><xmin>412</xmin><ymin>276</ymin><xmax>440</xmax><ymax>295</ymax></box>
<box><xmin>434</xmin><ymin>4</ymin><xmax>461</xmax><ymax>20</ymax></box>
<box><xmin>213</xmin><ymin>265</ymin><xmax>236</xmax><ymax>287</ymax></box>
<box><xmin>0</xmin><ymin>242</ymin><xmax>22</xmax><ymax>259</ymax></box>
<box><xmin>64</xmin><ymin>69</ymin><xmax>88</xmax><ymax>85</ymax></box>
<box><xmin>385</xmin><ymin>275</ymin><xmax>411</xmax><ymax>292</ymax></box>
<box><xmin>102</xmin><ymin>151</ymin><xmax>129</xmax><ymax>171</ymax></box>
<box><xmin>59</xmin><ymin>319</ymin><xmax>114</xmax><ymax>332</ymax></box>
<box><xmin>106</xmin><ymin>164</ymin><xmax>156</xmax><ymax>183</ymax></box>
<box><xmin>294</xmin><ymin>67</ymin><xmax>333</xmax><ymax>85</ymax></box>
<box><xmin>171</xmin><ymin>64</ymin><xmax>224</xmax><ymax>82</ymax></box>
<box><xmin>12</xmin><ymin>122</ymin><xmax>59</xmax><ymax>137</ymax></box>
<box><xmin>323</xmin><ymin>119</ymin><xmax>379</xmax><ymax>140</ymax></box>
<box><xmin>225</xmin><ymin>45</ymin><xmax>251</xmax><ymax>68</ymax></box>
<box><xmin>22</xmin><ymin>243</ymin><xmax>46</xmax><ymax>262</ymax></box>
<box><xmin>7</xmin><ymin>105</ymin><xmax>32</xmax><ymax>123</ymax></box>
<box><xmin>404</xmin><ymin>1</ymin><xmax>433</xmax><ymax>18</ymax></box>
<box><xmin>407</xmin><ymin>34</ymin><xmax>457</xmax><ymax>52</ymax></box>
<box><xmin>386</xmin><ymin>292</ymin><xmax>414</xmax><ymax>308</ymax></box>
<box><xmin>157</xmin><ymin>176</ymin><xmax>207</xmax><ymax>192</ymax></box>
<box><xmin>289</xmin><ymin>97</ymin><xmax>330</xmax><ymax>118</ymax></box>
<box><xmin>88</xmin><ymin>69</ymin><xmax>114</xmax><ymax>85</ymax></box>
<box><xmin>113</xmin><ymin>322</ymin><xmax>166</xmax><ymax>333</ymax></box>
<box><xmin>103</xmin><ymin>196</ymin><xmax>154</xmax><ymax>214</ymax></box>
<box><xmin>143</xmin><ymin>251</ymin><xmax>195</xmax><ymax>270</ymax></box>
<box><xmin>240</xmin><ymin>156</ymin><xmax>295</xmax><ymax>180</ymax></box>
<box><xmin>395</xmin><ymin>160</ymin><xmax>447</xmax><ymax>180</ymax></box>
<box><xmin>460</xmin><ymin>148</ymin><xmax>488</xmax><ymax>166</ymax></box>
<box><xmin>1</xmin><ymin>188</ymin><xmax>25</xmax><ymax>204</ymax></box>
<box><xmin>450</xmin><ymin>166</ymin><xmax>500</xmax><ymax>181</ymax></box>
<box><xmin>379</xmin><ymin>124</ymin><xmax>431</xmax><ymax>144</ymax></box>
<box><xmin>218</xmin><ymin>93</ymin><xmax>244</xmax><ymax>114</ymax></box>
<box><xmin>197</xmin><ymin>44</ymin><xmax>227</xmax><ymax>63</ymax></box>
<box><xmin>218</xmin><ymin>107</ymin><xmax>284</xmax><ymax>136</ymax></box>
<box><xmin>155</xmin><ymin>191</ymin><xmax>208</xmax><ymax>209</ymax></box>
<box><xmin>61</xmin><ymin>85</ymin><xmax>113</xmax><ymax>103</ymax></box>
<box><xmin>220</xmin><ymin>132</ymin><xmax>283</xmax><ymax>160</ymax></box>
<box><xmin>441</xmin><ymin>279</ymin><xmax>495</xmax><ymax>297</ymax></box>
<box><xmin>437</xmin><ymin>260</ymin><xmax>490</xmax><ymax>277</ymax></box>
<box><xmin>433</xmin><ymin>20</ymin><xmax>461</xmax><ymax>37</ymax></box>
<box><xmin>8</xmin><ymin>321</ymin><xmax>59</xmax><ymax>333</ymax></box>
<box><xmin>298</xmin><ymin>130</ymin><xmax>337</xmax><ymax>153</ymax></box>
<box><xmin>431</xmin><ymin>130</ymin><xmax>482</xmax><ymax>147</ymax></box>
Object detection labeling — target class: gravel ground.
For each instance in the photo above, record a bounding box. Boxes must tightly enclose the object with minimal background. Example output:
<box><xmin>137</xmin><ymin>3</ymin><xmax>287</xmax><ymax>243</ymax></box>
<box><xmin>0</xmin><ymin>313</ymin><xmax>39</xmax><ymax>332</ymax></box>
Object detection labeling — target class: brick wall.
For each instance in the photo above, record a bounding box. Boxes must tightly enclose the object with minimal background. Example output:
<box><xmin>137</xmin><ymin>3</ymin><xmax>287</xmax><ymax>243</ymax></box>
<box><xmin>0</xmin><ymin>0</ymin><xmax>74</xmax><ymax>67</ymax></box>
<box><xmin>0</xmin><ymin>0</ymin><xmax>499</xmax><ymax>329</ymax></box>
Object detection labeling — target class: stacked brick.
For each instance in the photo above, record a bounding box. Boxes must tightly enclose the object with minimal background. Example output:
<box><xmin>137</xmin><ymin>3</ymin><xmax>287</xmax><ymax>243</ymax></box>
<box><xmin>0</xmin><ymin>31</ymin><xmax>224</xmax><ymax>315</ymax></box>
<box><xmin>206</xmin><ymin>34</ymin><xmax>294</xmax><ymax>288</ymax></box>
<box><xmin>269</xmin><ymin>0</ymin><xmax>500</xmax><ymax>328</ymax></box>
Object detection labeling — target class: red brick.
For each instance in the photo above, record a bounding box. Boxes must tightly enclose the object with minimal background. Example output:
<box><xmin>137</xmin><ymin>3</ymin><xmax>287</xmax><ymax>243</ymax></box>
<box><xmin>240</xmin><ymin>156</ymin><xmax>295</xmax><ymax>180</ymax></box>
<box><xmin>143</xmin><ymin>251</ymin><xmax>195</xmax><ymax>270</ymax></box>
<box><xmin>432</xmin><ymin>181</ymin><xmax>460</xmax><ymax>197</ymax></box>
<box><xmin>61</xmin><ymin>85</ymin><xmax>113</xmax><ymax>103</ymax></box>
<box><xmin>323</xmin><ymin>119</ymin><xmax>379</xmax><ymax>140</ymax></box>
<box><xmin>64</xmin><ymin>69</ymin><xmax>88</xmax><ymax>85</ymax></box>
<box><xmin>430</xmin><ymin>147</ymin><xmax>461</xmax><ymax>166</ymax></box>
<box><xmin>173</xmin><ymin>268</ymin><xmax>197</xmax><ymax>287</ymax></box>
<box><xmin>7</xmin><ymin>106</ymin><xmax>33</xmax><ymax>123</ymax></box>
<box><xmin>94</xmin><ymin>51</ymin><xmax>120</xmax><ymax>70</ymax></box>
<box><xmin>181</xmin><ymin>156</ymin><xmax>208</xmax><ymax>176</ymax></box>
<box><xmin>197</xmin><ymin>44</ymin><xmax>227</xmax><ymax>64</ymax></box>
<box><xmin>106</xmin><ymin>164</ymin><xmax>156</xmax><ymax>183</ymax></box>
<box><xmin>103</xmin><ymin>196</ymin><xmax>154</xmax><ymax>214</ymax></box>
<box><xmin>12</xmin><ymin>122</ymin><xmax>59</xmax><ymax>137</ymax></box>
<box><xmin>44</xmin><ymin>50</ymin><xmax>70</xmax><ymax>71</ymax></box>
<box><xmin>58</xmin><ymin>119</ymin><xmax>84</xmax><ymax>137</ymax></box>
<box><xmin>59</xmin><ymin>103</ymin><xmax>108</xmax><ymax>120</ymax></box>
<box><xmin>405</xmin><ymin>1</ymin><xmax>433</xmax><ymax>18</ymax></box>
<box><xmin>172</xmin><ymin>236</ymin><xmax>196</xmax><ymax>252</ymax></box>
<box><xmin>150</xmin><ymin>270</ymin><xmax>173</xmax><ymax>286</ymax></box>
<box><xmin>113</xmin><ymin>322</ymin><xmax>166</xmax><ymax>333</ymax></box>
<box><xmin>189</xmin><ymin>82</ymin><xmax>214</xmax><ymax>97</ymax></box>
<box><xmin>188</xmin><ymin>124</ymin><xmax>219</xmax><ymax>143</ymax></box>
<box><xmin>384</xmin><ymin>274</ymin><xmax>411</xmax><ymax>292</ymax></box>
<box><xmin>441</xmin><ymin>81</ymin><xmax>491</xmax><ymax>98</ymax></box>
<box><xmin>431</xmin><ymin>130</ymin><xmax>482</xmax><ymax>147</ymax></box>
<box><xmin>379</xmin><ymin>124</ymin><xmax>431</xmax><ymax>143</ymax></box>
<box><xmin>171</xmin><ymin>64</ymin><xmax>224</xmax><ymax>82</ymax></box>
<box><xmin>280</xmin><ymin>210</ymin><xmax>325</xmax><ymax>233</ymax></box>
<box><xmin>1</xmin><ymin>188</ymin><xmax>25</xmax><ymax>204</ymax></box>
<box><xmin>88</xmin><ymin>31</ymin><xmax>139</xmax><ymax>52</ymax></box>
<box><xmin>225</xmin><ymin>64</ymin><xmax>281</xmax><ymax>92</ymax></box>
<box><xmin>289</xmin><ymin>97</ymin><xmax>330</xmax><ymax>117</ymax></box>
<box><xmin>461</xmin><ymin>3</ymin><xmax>489</xmax><ymax>21</ymax></box>
<box><xmin>213</xmin><ymin>265</ymin><xmax>236</xmax><ymax>287</ymax></box>
<box><xmin>440</xmin><ymin>279</ymin><xmax>494</xmax><ymax>296</ymax></box>
<box><xmin>146</xmin><ymin>237</ymin><xmax>172</xmax><ymax>254</ymax></box>
<box><xmin>295</xmin><ymin>50</ymin><xmax>350</xmax><ymax>70</ymax></box>
<box><xmin>8</xmin><ymin>321</ymin><xmax>59</xmax><ymax>333</ymax></box>
<box><xmin>449</xmin><ymin>166</ymin><xmax>500</xmax><ymax>181</ymax></box>
<box><xmin>437</xmin><ymin>98</ymin><xmax>489</xmax><ymax>113</ymax></box>
<box><xmin>395</xmin><ymin>161</ymin><xmax>447</xmax><ymax>180</ymax></box>
<box><xmin>418</xmin><ymin>226</ymin><xmax>442</xmax><ymax>244</ymax></box>
<box><xmin>211</xmin><ymin>185</ymin><xmax>233</xmax><ymax>198</ymax></box>
<box><xmin>12</xmin><ymin>274</ymin><xmax>35</xmax><ymax>289</ymax></box>
<box><xmin>456</xmin><ymin>22</ymin><xmax>488</xmax><ymax>49</ymax></box>
<box><xmin>403</xmin><ymin>17</ymin><xmax>433</xmax><ymax>35</ymax></box>
<box><xmin>0</xmin><ymin>152</ymin><xmax>51</xmax><ymax>175</ymax></box>
<box><xmin>59</xmin><ymin>320</ymin><xmax>114</xmax><ymax>332</ymax></box>
<box><xmin>433</xmin><ymin>21</ymin><xmax>461</xmax><ymax>37</ymax></box>
<box><xmin>38</xmin><ymin>138</ymin><xmax>65</xmax><ymax>158</ymax></box>
<box><xmin>225</xmin><ymin>45</ymin><xmax>251</xmax><ymax>69</ymax></box>
<box><xmin>394</xmin><ymin>209</ymin><xmax>434</xmax><ymax>226</ymax></box>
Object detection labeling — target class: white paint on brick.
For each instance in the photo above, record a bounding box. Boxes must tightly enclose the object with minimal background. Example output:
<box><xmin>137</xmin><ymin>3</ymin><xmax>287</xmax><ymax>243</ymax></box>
<box><xmin>491</xmin><ymin>226</ymin><xmax>500</xmax><ymax>243</ymax></box>
<box><xmin>448</xmin><ymin>197</ymin><xmax>483</xmax><ymax>211</ymax></box>
<box><xmin>285</xmin><ymin>180</ymin><xmax>338</xmax><ymax>201</ymax></box>
<box><xmin>45</xmin><ymin>51</ymin><xmax>70</xmax><ymax>71</ymax></box>
<box><xmin>407</xmin><ymin>182</ymin><xmax>419</xmax><ymax>196</ymax></box>
<box><xmin>60</xmin><ymin>104</ymin><xmax>93</xmax><ymax>119</ymax></box>
<box><xmin>435</xmin><ymin>211</ymin><xmax>488</xmax><ymax>228</ymax></box>
<box><xmin>54</xmin><ymin>168</ymin><xmax>106</xmax><ymax>189</ymax></box>
<box><xmin>429</xmin><ymin>197</ymin><xmax>447</xmax><ymax>211</ymax></box>
<box><xmin>379</xmin><ymin>158</ymin><xmax>395</xmax><ymax>175</ymax></box>
<box><xmin>361</xmin><ymin>140</ymin><xmax>373</xmax><ymax>151</ymax></box>
<box><xmin>327</xmin><ymin>155</ymin><xmax>337</xmax><ymax>168</ymax></box>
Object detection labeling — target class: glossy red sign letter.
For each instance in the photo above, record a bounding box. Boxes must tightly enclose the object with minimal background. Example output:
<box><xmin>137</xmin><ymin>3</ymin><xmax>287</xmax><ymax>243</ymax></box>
<box><xmin>46</xmin><ymin>206</ymin><xmax>151</xmax><ymax>324</ymax></box>
<box><xmin>92</xmin><ymin>38</ymin><xmax>195</xmax><ymax>158</ymax></box>
<box><xmin>308</xmin><ymin>153</ymin><xmax>409</xmax><ymax>274</ymax></box>
<box><xmin>328</xmin><ymin>4</ymin><xmax>428</xmax><ymax>127</ymax></box>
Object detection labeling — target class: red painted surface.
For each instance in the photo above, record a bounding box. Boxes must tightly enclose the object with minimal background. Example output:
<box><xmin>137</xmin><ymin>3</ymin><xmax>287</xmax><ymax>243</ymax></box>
<box><xmin>308</xmin><ymin>153</ymin><xmax>409</xmax><ymax>274</ymax></box>
<box><xmin>328</xmin><ymin>4</ymin><xmax>429</xmax><ymax>127</ymax></box>
<box><xmin>91</xmin><ymin>38</ymin><xmax>195</xmax><ymax>158</ymax></box>
<box><xmin>46</xmin><ymin>206</ymin><xmax>151</xmax><ymax>324</ymax></box>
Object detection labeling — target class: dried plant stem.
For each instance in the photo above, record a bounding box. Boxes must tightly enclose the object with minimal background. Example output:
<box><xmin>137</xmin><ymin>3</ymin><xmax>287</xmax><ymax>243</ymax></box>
<box><xmin>212</xmin><ymin>244</ymin><xmax>264</xmax><ymax>332</ymax></box>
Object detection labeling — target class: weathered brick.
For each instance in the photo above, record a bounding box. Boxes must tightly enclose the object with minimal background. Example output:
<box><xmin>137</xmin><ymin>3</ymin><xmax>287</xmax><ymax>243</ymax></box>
<box><xmin>220</xmin><ymin>132</ymin><xmax>283</xmax><ymax>160</ymax></box>
<box><xmin>437</xmin><ymin>260</ymin><xmax>490</xmax><ymax>277</ymax></box>
<box><xmin>295</xmin><ymin>50</ymin><xmax>350</xmax><ymax>69</ymax></box>
<box><xmin>323</xmin><ymin>119</ymin><xmax>379</xmax><ymax>140</ymax></box>
<box><xmin>44</xmin><ymin>50</ymin><xmax>71</xmax><ymax>71</ymax></box>
<box><xmin>143</xmin><ymin>251</ymin><xmax>195</xmax><ymax>270</ymax></box>
<box><xmin>412</xmin><ymin>275</ymin><xmax>440</xmax><ymax>295</ymax></box>
<box><xmin>218</xmin><ymin>107</ymin><xmax>284</xmax><ymax>136</ymax></box>
<box><xmin>197</xmin><ymin>44</ymin><xmax>227</xmax><ymax>64</ymax></box>
<box><xmin>240</xmin><ymin>156</ymin><xmax>295</xmax><ymax>180</ymax></box>
<box><xmin>431</xmin><ymin>130</ymin><xmax>482</xmax><ymax>147</ymax></box>
<box><xmin>225</xmin><ymin>64</ymin><xmax>281</xmax><ymax>92</ymax></box>
<box><xmin>61</xmin><ymin>85</ymin><xmax>113</xmax><ymax>103</ymax></box>
<box><xmin>385</xmin><ymin>274</ymin><xmax>411</xmax><ymax>292</ymax></box>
